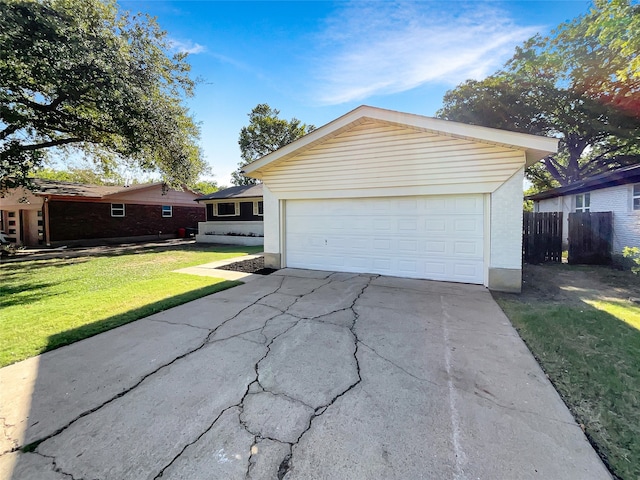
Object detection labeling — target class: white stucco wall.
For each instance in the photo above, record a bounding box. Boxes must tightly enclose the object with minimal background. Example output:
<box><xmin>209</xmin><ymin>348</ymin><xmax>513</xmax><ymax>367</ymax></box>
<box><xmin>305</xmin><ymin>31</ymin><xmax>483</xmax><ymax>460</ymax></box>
<box><xmin>197</xmin><ymin>221</ymin><xmax>263</xmax><ymax>236</ymax></box>
<box><xmin>591</xmin><ymin>185</ymin><xmax>640</xmax><ymax>252</ymax></box>
<box><xmin>490</xmin><ymin>168</ymin><xmax>524</xmax><ymax>270</ymax></box>
<box><xmin>262</xmin><ymin>184</ymin><xmax>281</xmax><ymax>266</ymax></box>
<box><xmin>535</xmin><ymin>184</ymin><xmax>640</xmax><ymax>253</ymax></box>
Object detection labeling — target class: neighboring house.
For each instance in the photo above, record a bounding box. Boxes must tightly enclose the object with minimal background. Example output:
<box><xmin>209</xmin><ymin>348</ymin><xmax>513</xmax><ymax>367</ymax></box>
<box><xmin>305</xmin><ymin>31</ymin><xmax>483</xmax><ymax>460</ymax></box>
<box><xmin>243</xmin><ymin>105</ymin><xmax>558</xmax><ymax>292</ymax></box>
<box><xmin>195</xmin><ymin>184</ymin><xmax>263</xmax><ymax>246</ymax></box>
<box><xmin>528</xmin><ymin>164</ymin><xmax>640</xmax><ymax>253</ymax></box>
<box><xmin>0</xmin><ymin>180</ymin><xmax>205</xmax><ymax>247</ymax></box>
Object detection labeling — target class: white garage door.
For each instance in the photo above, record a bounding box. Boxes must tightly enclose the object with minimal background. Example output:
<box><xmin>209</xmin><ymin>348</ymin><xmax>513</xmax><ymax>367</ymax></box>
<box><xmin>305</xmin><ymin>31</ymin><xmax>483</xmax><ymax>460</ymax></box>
<box><xmin>285</xmin><ymin>195</ymin><xmax>485</xmax><ymax>284</ymax></box>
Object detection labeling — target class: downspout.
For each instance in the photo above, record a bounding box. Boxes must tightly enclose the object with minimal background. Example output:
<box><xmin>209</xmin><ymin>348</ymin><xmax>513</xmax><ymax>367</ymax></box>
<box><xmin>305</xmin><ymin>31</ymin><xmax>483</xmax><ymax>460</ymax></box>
<box><xmin>43</xmin><ymin>196</ymin><xmax>51</xmax><ymax>246</ymax></box>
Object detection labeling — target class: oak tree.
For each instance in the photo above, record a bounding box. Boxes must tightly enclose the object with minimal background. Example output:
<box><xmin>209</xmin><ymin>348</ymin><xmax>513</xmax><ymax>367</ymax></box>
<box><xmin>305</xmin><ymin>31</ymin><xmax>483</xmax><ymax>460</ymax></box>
<box><xmin>0</xmin><ymin>0</ymin><xmax>206</xmax><ymax>192</ymax></box>
<box><xmin>437</xmin><ymin>0</ymin><xmax>640</xmax><ymax>188</ymax></box>
<box><xmin>232</xmin><ymin>104</ymin><xmax>315</xmax><ymax>185</ymax></box>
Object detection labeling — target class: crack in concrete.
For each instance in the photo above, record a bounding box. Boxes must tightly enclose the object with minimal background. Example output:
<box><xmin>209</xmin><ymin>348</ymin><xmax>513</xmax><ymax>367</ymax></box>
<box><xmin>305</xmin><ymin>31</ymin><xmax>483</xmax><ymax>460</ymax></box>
<box><xmin>0</xmin><ymin>416</ymin><xmax>19</xmax><ymax>456</ymax></box>
<box><xmin>153</xmin><ymin>403</ymin><xmax>241</xmax><ymax>479</ymax></box>
<box><xmin>151</xmin><ymin>275</ymin><xmax>327</xmax><ymax>479</ymax></box>
<box><xmin>244</xmin><ymin>435</ymin><xmax>259</xmax><ymax>479</ymax></box>
<box><xmin>155</xmin><ymin>274</ymin><xmax>371</xmax><ymax>479</ymax></box>
<box><xmin>20</xmin><ymin>276</ymin><xmax>286</xmax><ymax>457</ymax></box>
<box><xmin>275</xmin><ymin>275</ymin><xmax>376</xmax><ymax>478</ymax></box>
<box><xmin>32</xmin><ymin>451</ymin><xmax>78</xmax><ymax>480</ymax></box>
<box><xmin>146</xmin><ymin>318</ymin><xmax>212</xmax><ymax>331</ymax></box>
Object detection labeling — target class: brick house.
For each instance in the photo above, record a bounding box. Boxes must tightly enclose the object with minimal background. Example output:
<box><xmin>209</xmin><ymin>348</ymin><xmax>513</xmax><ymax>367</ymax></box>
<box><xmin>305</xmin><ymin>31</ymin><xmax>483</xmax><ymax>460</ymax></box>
<box><xmin>528</xmin><ymin>164</ymin><xmax>640</xmax><ymax>253</ymax></box>
<box><xmin>0</xmin><ymin>180</ymin><xmax>205</xmax><ymax>247</ymax></box>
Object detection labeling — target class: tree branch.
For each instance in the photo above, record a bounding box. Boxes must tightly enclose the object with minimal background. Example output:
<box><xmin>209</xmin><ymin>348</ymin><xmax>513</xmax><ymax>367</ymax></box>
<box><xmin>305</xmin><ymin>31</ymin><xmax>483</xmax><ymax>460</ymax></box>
<box><xmin>20</xmin><ymin>137</ymin><xmax>83</xmax><ymax>151</ymax></box>
<box><xmin>0</xmin><ymin>124</ymin><xmax>20</xmax><ymax>140</ymax></box>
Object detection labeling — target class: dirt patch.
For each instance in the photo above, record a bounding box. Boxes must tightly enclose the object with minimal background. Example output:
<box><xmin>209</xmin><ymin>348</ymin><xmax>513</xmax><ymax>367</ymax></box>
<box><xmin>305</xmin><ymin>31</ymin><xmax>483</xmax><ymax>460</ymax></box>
<box><xmin>509</xmin><ymin>263</ymin><xmax>640</xmax><ymax>307</ymax></box>
<box><xmin>217</xmin><ymin>257</ymin><xmax>277</xmax><ymax>276</ymax></box>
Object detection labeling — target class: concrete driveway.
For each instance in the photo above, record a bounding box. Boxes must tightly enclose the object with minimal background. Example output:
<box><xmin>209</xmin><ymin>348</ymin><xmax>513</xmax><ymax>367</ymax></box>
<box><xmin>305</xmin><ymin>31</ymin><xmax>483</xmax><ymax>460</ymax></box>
<box><xmin>0</xmin><ymin>269</ymin><xmax>610</xmax><ymax>479</ymax></box>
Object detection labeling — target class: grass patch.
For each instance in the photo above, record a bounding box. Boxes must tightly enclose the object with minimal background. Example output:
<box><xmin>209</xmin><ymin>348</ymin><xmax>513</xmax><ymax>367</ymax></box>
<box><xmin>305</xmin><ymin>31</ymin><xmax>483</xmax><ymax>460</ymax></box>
<box><xmin>0</xmin><ymin>245</ymin><xmax>262</xmax><ymax>367</ymax></box>
<box><xmin>586</xmin><ymin>299</ymin><xmax>640</xmax><ymax>331</ymax></box>
<box><xmin>495</xmin><ymin>271</ymin><xmax>640</xmax><ymax>480</ymax></box>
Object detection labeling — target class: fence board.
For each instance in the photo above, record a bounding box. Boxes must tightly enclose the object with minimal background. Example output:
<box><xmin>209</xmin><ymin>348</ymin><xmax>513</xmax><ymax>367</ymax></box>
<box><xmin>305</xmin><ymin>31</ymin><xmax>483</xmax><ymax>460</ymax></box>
<box><xmin>568</xmin><ymin>212</ymin><xmax>613</xmax><ymax>264</ymax></box>
<box><xmin>522</xmin><ymin>212</ymin><xmax>563</xmax><ymax>263</ymax></box>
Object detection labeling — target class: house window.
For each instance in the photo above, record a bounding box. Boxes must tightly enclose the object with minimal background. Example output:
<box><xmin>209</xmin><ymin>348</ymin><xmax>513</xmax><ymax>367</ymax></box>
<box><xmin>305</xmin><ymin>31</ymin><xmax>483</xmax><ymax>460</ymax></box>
<box><xmin>162</xmin><ymin>205</ymin><xmax>172</xmax><ymax>217</ymax></box>
<box><xmin>215</xmin><ymin>202</ymin><xmax>238</xmax><ymax>216</ymax></box>
<box><xmin>111</xmin><ymin>203</ymin><xmax>125</xmax><ymax>217</ymax></box>
<box><xmin>633</xmin><ymin>184</ymin><xmax>640</xmax><ymax>211</ymax></box>
<box><xmin>575</xmin><ymin>193</ymin><xmax>590</xmax><ymax>212</ymax></box>
<box><xmin>254</xmin><ymin>201</ymin><xmax>264</xmax><ymax>216</ymax></box>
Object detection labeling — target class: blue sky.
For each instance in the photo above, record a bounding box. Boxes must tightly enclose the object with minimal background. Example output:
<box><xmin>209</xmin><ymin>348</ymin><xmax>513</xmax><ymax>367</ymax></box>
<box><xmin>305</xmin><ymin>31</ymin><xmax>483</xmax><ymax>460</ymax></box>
<box><xmin>120</xmin><ymin>0</ymin><xmax>592</xmax><ymax>186</ymax></box>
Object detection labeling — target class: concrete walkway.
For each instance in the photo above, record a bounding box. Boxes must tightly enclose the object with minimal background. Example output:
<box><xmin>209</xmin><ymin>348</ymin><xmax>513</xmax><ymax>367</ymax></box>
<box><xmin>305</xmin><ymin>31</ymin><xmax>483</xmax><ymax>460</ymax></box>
<box><xmin>0</xmin><ymin>270</ymin><xmax>610</xmax><ymax>480</ymax></box>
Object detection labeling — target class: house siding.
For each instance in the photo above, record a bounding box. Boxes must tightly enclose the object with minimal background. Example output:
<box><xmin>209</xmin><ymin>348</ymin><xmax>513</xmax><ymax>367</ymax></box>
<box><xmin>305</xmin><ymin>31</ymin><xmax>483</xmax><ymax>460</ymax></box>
<box><xmin>261</xmin><ymin>120</ymin><xmax>526</xmax><ymax>197</ymax></box>
<box><xmin>48</xmin><ymin>201</ymin><xmax>204</xmax><ymax>242</ymax></box>
<box><xmin>534</xmin><ymin>184</ymin><xmax>640</xmax><ymax>253</ymax></box>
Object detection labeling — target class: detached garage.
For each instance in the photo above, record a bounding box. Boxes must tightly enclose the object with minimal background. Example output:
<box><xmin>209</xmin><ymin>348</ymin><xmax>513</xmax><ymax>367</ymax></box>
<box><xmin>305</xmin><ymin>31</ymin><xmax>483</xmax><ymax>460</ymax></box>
<box><xmin>243</xmin><ymin>106</ymin><xmax>557</xmax><ymax>292</ymax></box>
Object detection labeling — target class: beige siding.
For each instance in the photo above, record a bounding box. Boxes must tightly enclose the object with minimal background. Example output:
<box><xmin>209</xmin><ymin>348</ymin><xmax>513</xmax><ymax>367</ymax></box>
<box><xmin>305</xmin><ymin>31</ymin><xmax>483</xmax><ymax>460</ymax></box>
<box><xmin>260</xmin><ymin>120</ymin><xmax>526</xmax><ymax>197</ymax></box>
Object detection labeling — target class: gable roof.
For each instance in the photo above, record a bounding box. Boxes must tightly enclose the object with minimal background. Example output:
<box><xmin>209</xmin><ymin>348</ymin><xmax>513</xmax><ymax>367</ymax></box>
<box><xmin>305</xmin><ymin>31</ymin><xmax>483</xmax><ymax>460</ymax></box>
<box><xmin>196</xmin><ymin>184</ymin><xmax>263</xmax><ymax>201</ymax></box>
<box><xmin>243</xmin><ymin>105</ymin><xmax>558</xmax><ymax>179</ymax></box>
<box><xmin>528</xmin><ymin>164</ymin><xmax>640</xmax><ymax>201</ymax></box>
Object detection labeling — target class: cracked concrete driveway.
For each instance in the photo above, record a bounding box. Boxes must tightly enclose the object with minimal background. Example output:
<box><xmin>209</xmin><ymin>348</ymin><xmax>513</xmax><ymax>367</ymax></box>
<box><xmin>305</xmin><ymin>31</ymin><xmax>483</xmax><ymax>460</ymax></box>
<box><xmin>0</xmin><ymin>269</ymin><xmax>610</xmax><ymax>479</ymax></box>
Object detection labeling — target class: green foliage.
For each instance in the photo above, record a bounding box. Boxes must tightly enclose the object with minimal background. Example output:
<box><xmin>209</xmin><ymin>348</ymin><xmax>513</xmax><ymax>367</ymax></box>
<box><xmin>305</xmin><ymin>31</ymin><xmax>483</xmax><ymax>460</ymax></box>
<box><xmin>438</xmin><ymin>0</ymin><xmax>640</xmax><ymax>188</ymax></box>
<box><xmin>522</xmin><ymin>186</ymin><xmax>541</xmax><ymax>212</ymax></box>
<box><xmin>232</xmin><ymin>104</ymin><xmax>315</xmax><ymax>185</ymax></box>
<box><xmin>35</xmin><ymin>167</ymin><xmax>126</xmax><ymax>185</ymax></box>
<box><xmin>191</xmin><ymin>179</ymin><xmax>220</xmax><ymax>194</ymax></box>
<box><xmin>0</xmin><ymin>0</ymin><xmax>206</xmax><ymax>193</ymax></box>
<box><xmin>623</xmin><ymin>246</ymin><xmax>640</xmax><ymax>274</ymax></box>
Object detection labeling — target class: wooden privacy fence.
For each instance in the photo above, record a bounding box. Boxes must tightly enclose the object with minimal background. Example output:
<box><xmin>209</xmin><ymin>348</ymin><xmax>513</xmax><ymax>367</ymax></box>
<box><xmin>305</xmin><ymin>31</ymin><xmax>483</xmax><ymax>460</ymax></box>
<box><xmin>568</xmin><ymin>212</ymin><xmax>613</xmax><ymax>264</ymax></box>
<box><xmin>523</xmin><ymin>212</ymin><xmax>563</xmax><ymax>263</ymax></box>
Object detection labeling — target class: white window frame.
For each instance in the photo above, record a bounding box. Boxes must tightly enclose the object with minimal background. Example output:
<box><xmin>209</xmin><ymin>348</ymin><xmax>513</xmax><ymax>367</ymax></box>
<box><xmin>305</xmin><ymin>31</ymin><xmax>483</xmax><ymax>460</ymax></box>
<box><xmin>633</xmin><ymin>184</ymin><xmax>640</xmax><ymax>211</ymax></box>
<box><xmin>162</xmin><ymin>205</ymin><xmax>172</xmax><ymax>217</ymax></box>
<box><xmin>254</xmin><ymin>200</ymin><xmax>264</xmax><ymax>216</ymax></box>
<box><xmin>214</xmin><ymin>201</ymin><xmax>239</xmax><ymax>217</ymax></box>
<box><xmin>111</xmin><ymin>203</ymin><xmax>125</xmax><ymax>217</ymax></box>
<box><xmin>575</xmin><ymin>193</ymin><xmax>590</xmax><ymax>212</ymax></box>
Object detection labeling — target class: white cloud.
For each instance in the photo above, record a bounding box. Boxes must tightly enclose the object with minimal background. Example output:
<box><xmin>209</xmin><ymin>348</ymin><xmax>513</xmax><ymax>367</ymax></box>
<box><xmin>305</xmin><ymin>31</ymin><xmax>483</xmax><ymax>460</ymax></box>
<box><xmin>312</xmin><ymin>1</ymin><xmax>539</xmax><ymax>105</ymax></box>
<box><xmin>168</xmin><ymin>39</ymin><xmax>206</xmax><ymax>55</ymax></box>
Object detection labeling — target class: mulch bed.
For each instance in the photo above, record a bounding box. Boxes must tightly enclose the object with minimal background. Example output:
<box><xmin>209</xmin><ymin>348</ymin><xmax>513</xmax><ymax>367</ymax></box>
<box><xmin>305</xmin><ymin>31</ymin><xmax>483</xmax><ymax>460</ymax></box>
<box><xmin>217</xmin><ymin>256</ymin><xmax>278</xmax><ymax>275</ymax></box>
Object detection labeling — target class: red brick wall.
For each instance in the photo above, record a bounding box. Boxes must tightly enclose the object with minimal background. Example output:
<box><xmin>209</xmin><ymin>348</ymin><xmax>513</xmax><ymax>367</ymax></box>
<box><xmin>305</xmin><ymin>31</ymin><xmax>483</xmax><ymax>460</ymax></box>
<box><xmin>48</xmin><ymin>201</ymin><xmax>205</xmax><ymax>242</ymax></box>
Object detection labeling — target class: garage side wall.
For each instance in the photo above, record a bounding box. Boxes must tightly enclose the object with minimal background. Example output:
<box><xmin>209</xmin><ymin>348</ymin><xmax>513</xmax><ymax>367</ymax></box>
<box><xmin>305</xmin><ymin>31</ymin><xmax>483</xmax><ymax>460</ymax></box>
<box><xmin>489</xmin><ymin>168</ymin><xmax>524</xmax><ymax>292</ymax></box>
<box><xmin>263</xmin><ymin>184</ymin><xmax>282</xmax><ymax>268</ymax></box>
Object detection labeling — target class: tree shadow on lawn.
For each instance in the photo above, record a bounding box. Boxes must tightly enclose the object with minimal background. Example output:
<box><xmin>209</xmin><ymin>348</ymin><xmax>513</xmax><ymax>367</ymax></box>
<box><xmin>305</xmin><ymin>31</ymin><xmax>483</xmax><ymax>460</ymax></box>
<box><xmin>3</xmin><ymin>242</ymin><xmax>261</xmax><ymax>265</ymax></box>
<box><xmin>0</xmin><ymin>257</ymin><xmax>91</xmax><ymax>276</ymax></box>
<box><xmin>42</xmin><ymin>280</ymin><xmax>240</xmax><ymax>355</ymax></box>
<box><xmin>0</xmin><ymin>282</ymin><xmax>60</xmax><ymax>308</ymax></box>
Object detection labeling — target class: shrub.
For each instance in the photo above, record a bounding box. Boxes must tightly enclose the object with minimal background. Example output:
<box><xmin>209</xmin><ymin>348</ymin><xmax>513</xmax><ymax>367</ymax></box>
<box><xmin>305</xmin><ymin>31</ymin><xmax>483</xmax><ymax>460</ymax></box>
<box><xmin>622</xmin><ymin>246</ymin><xmax>640</xmax><ymax>274</ymax></box>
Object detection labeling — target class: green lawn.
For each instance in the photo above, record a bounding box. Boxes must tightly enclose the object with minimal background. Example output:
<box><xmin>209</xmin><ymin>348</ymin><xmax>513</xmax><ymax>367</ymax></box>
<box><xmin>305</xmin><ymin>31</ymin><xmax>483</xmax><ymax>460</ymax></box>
<box><xmin>0</xmin><ymin>244</ymin><xmax>262</xmax><ymax>367</ymax></box>
<box><xmin>493</xmin><ymin>264</ymin><xmax>640</xmax><ymax>480</ymax></box>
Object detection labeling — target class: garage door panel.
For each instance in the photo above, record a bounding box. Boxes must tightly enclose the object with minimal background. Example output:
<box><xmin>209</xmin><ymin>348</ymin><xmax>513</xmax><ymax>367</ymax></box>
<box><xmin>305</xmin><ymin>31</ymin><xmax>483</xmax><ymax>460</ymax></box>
<box><xmin>285</xmin><ymin>195</ymin><xmax>484</xmax><ymax>284</ymax></box>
